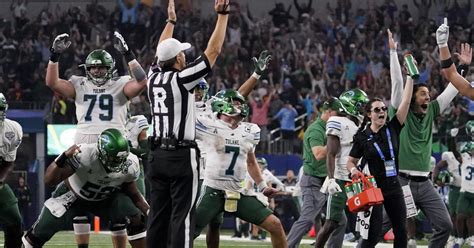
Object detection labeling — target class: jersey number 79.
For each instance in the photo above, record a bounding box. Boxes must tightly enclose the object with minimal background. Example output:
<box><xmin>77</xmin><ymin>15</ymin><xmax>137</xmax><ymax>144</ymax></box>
<box><xmin>84</xmin><ymin>94</ymin><xmax>113</xmax><ymax>121</ymax></box>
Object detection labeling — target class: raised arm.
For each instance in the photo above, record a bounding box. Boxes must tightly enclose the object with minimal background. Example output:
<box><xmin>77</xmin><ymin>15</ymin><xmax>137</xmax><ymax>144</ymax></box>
<box><xmin>388</xmin><ymin>29</ymin><xmax>403</xmax><ymax>108</ymax></box>
<box><xmin>44</xmin><ymin>145</ymin><xmax>79</xmax><ymax>187</ymax></box>
<box><xmin>46</xmin><ymin>34</ymin><xmax>75</xmax><ymax>99</ymax></box>
<box><xmin>113</xmin><ymin>32</ymin><xmax>147</xmax><ymax>98</ymax></box>
<box><xmin>395</xmin><ymin>75</ymin><xmax>414</xmax><ymax>124</ymax></box>
<box><xmin>159</xmin><ymin>0</ymin><xmax>177</xmax><ymax>44</ymax></box>
<box><xmin>238</xmin><ymin>50</ymin><xmax>271</xmax><ymax>97</ymax></box>
<box><xmin>204</xmin><ymin>0</ymin><xmax>230</xmax><ymax>67</ymax></box>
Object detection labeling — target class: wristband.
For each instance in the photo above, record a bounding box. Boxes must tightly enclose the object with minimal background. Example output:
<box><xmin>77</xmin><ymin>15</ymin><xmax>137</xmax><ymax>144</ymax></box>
<box><xmin>217</xmin><ymin>11</ymin><xmax>230</xmax><ymax>15</ymax></box>
<box><xmin>166</xmin><ymin>19</ymin><xmax>176</xmax><ymax>25</ymax></box>
<box><xmin>50</xmin><ymin>50</ymin><xmax>61</xmax><ymax>63</ymax></box>
<box><xmin>124</xmin><ymin>50</ymin><xmax>136</xmax><ymax>63</ymax></box>
<box><xmin>55</xmin><ymin>152</ymin><xmax>68</xmax><ymax>168</ymax></box>
<box><xmin>251</xmin><ymin>72</ymin><xmax>261</xmax><ymax>80</ymax></box>
<box><xmin>440</xmin><ymin>58</ymin><xmax>453</xmax><ymax>69</ymax></box>
<box><xmin>257</xmin><ymin>181</ymin><xmax>267</xmax><ymax>192</ymax></box>
<box><xmin>457</xmin><ymin>64</ymin><xmax>469</xmax><ymax>77</ymax></box>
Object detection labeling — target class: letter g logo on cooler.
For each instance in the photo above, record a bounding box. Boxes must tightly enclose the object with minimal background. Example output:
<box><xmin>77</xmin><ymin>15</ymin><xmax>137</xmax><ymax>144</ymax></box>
<box><xmin>354</xmin><ymin>197</ymin><xmax>361</xmax><ymax>206</ymax></box>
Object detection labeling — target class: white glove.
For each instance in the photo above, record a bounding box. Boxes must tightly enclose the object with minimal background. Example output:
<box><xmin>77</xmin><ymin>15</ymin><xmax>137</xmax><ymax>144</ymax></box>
<box><xmin>436</xmin><ymin>18</ymin><xmax>449</xmax><ymax>48</ymax></box>
<box><xmin>327</xmin><ymin>178</ymin><xmax>342</xmax><ymax>195</ymax></box>
<box><xmin>450</xmin><ymin>128</ymin><xmax>459</xmax><ymax>137</ymax></box>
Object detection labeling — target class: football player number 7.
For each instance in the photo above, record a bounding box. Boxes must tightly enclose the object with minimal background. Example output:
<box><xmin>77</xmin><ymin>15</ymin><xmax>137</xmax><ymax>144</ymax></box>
<box><xmin>84</xmin><ymin>94</ymin><xmax>113</xmax><ymax>121</ymax></box>
<box><xmin>225</xmin><ymin>146</ymin><xmax>240</xmax><ymax>176</ymax></box>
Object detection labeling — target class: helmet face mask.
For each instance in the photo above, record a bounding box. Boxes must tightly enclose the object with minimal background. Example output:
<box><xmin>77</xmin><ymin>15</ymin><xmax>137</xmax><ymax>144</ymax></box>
<box><xmin>83</xmin><ymin>50</ymin><xmax>115</xmax><ymax>86</ymax></box>
<box><xmin>0</xmin><ymin>93</ymin><xmax>8</xmax><ymax>123</ymax></box>
<box><xmin>211</xmin><ymin>90</ymin><xmax>249</xmax><ymax>118</ymax></box>
<box><xmin>97</xmin><ymin>129</ymin><xmax>130</xmax><ymax>173</ymax></box>
<box><xmin>466</xmin><ymin>120</ymin><xmax>474</xmax><ymax>138</ymax></box>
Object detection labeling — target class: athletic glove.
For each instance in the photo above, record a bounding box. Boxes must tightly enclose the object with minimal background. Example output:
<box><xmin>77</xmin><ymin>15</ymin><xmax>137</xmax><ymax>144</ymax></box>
<box><xmin>114</xmin><ymin>31</ymin><xmax>136</xmax><ymax>62</ymax></box>
<box><xmin>327</xmin><ymin>178</ymin><xmax>342</xmax><ymax>195</ymax></box>
<box><xmin>252</xmin><ymin>50</ymin><xmax>272</xmax><ymax>76</ymax></box>
<box><xmin>436</xmin><ymin>18</ymin><xmax>449</xmax><ymax>48</ymax></box>
<box><xmin>51</xmin><ymin>33</ymin><xmax>71</xmax><ymax>54</ymax></box>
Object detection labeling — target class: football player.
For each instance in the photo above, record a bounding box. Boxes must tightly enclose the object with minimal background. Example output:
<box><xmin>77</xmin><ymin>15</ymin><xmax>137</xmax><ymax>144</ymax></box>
<box><xmin>315</xmin><ymin>89</ymin><xmax>369</xmax><ymax>248</ymax></box>
<box><xmin>0</xmin><ymin>93</ymin><xmax>23</xmax><ymax>248</ymax></box>
<box><xmin>193</xmin><ymin>89</ymin><xmax>287</xmax><ymax>247</ymax></box>
<box><xmin>125</xmin><ymin>115</ymin><xmax>149</xmax><ymax>197</ymax></box>
<box><xmin>22</xmin><ymin>129</ymin><xmax>149</xmax><ymax>248</ymax></box>
<box><xmin>455</xmin><ymin>142</ymin><xmax>474</xmax><ymax>247</ymax></box>
<box><xmin>46</xmin><ymin>31</ymin><xmax>147</xmax><ymax>248</ymax></box>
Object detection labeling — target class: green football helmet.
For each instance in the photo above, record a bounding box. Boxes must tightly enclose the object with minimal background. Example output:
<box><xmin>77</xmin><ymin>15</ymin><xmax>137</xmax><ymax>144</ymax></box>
<box><xmin>339</xmin><ymin>89</ymin><xmax>369</xmax><ymax>117</ymax></box>
<box><xmin>97</xmin><ymin>128</ymin><xmax>130</xmax><ymax>173</ymax></box>
<box><xmin>322</xmin><ymin>97</ymin><xmax>345</xmax><ymax>114</ymax></box>
<box><xmin>83</xmin><ymin>49</ymin><xmax>115</xmax><ymax>86</ymax></box>
<box><xmin>211</xmin><ymin>89</ymin><xmax>249</xmax><ymax>117</ymax></box>
<box><xmin>0</xmin><ymin>93</ymin><xmax>8</xmax><ymax>123</ymax></box>
<box><xmin>466</xmin><ymin>120</ymin><xmax>474</xmax><ymax>137</ymax></box>
<box><xmin>195</xmin><ymin>78</ymin><xmax>209</xmax><ymax>102</ymax></box>
<box><xmin>256</xmin><ymin>157</ymin><xmax>268</xmax><ymax>170</ymax></box>
<box><xmin>460</xmin><ymin>141</ymin><xmax>474</xmax><ymax>154</ymax></box>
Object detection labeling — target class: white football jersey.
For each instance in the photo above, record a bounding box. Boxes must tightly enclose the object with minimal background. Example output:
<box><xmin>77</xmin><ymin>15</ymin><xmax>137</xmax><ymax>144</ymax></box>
<box><xmin>195</xmin><ymin>100</ymin><xmax>212</xmax><ymax>179</ymax></box>
<box><xmin>66</xmin><ymin>143</ymin><xmax>140</xmax><ymax>201</ymax></box>
<box><xmin>0</xmin><ymin>119</ymin><xmax>22</xmax><ymax>162</ymax></box>
<box><xmin>441</xmin><ymin>152</ymin><xmax>462</xmax><ymax>187</ymax></box>
<box><xmin>125</xmin><ymin>115</ymin><xmax>149</xmax><ymax>149</ymax></box>
<box><xmin>460</xmin><ymin>152</ymin><xmax>474</xmax><ymax>193</ymax></box>
<box><xmin>326</xmin><ymin>116</ymin><xmax>358</xmax><ymax>182</ymax></box>
<box><xmin>196</xmin><ymin>114</ymin><xmax>260</xmax><ymax>192</ymax></box>
<box><xmin>70</xmin><ymin>75</ymin><xmax>130</xmax><ymax>135</ymax></box>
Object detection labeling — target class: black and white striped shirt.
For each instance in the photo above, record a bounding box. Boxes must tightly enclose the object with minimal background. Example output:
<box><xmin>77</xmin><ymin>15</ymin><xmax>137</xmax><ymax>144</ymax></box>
<box><xmin>147</xmin><ymin>54</ymin><xmax>211</xmax><ymax>141</ymax></box>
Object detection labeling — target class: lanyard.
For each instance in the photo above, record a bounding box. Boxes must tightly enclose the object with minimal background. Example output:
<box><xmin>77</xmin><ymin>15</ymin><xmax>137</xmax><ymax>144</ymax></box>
<box><xmin>372</xmin><ymin>128</ymin><xmax>395</xmax><ymax>161</ymax></box>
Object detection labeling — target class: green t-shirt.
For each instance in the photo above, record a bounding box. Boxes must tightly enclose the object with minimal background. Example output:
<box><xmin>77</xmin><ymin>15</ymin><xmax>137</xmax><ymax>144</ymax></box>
<box><xmin>396</xmin><ymin>101</ymin><xmax>440</xmax><ymax>172</ymax></box>
<box><xmin>0</xmin><ymin>184</ymin><xmax>17</xmax><ymax>207</ymax></box>
<box><xmin>302</xmin><ymin>118</ymin><xmax>327</xmax><ymax>177</ymax></box>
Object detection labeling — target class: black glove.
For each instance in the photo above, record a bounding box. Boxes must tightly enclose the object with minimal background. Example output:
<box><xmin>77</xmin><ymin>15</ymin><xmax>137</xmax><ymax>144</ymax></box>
<box><xmin>114</xmin><ymin>31</ymin><xmax>136</xmax><ymax>62</ymax></box>
<box><xmin>50</xmin><ymin>33</ymin><xmax>71</xmax><ymax>62</ymax></box>
<box><xmin>252</xmin><ymin>50</ymin><xmax>272</xmax><ymax>76</ymax></box>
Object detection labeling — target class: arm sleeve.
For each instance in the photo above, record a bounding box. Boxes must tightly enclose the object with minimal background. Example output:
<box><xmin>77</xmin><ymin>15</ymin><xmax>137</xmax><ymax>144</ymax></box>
<box><xmin>308</xmin><ymin>128</ymin><xmax>325</xmax><ymax>148</ymax></box>
<box><xmin>436</xmin><ymin>83</ymin><xmax>459</xmax><ymax>112</ymax></box>
<box><xmin>390</xmin><ymin>50</ymin><xmax>404</xmax><ymax>108</ymax></box>
<box><xmin>177</xmin><ymin>54</ymin><xmax>212</xmax><ymax>91</ymax></box>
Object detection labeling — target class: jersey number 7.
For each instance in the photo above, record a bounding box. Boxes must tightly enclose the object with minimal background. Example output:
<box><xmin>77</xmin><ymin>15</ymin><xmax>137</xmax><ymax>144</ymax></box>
<box><xmin>225</xmin><ymin>146</ymin><xmax>240</xmax><ymax>176</ymax></box>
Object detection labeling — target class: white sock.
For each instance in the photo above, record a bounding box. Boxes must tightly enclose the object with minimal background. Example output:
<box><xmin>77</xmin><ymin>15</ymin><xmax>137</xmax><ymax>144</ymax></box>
<box><xmin>455</xmin><ymin>237</ymin><xmax>464</xmax><ymax>245</ymax></box>
<box><xmin>470</xmin><ymin>236</ymin><xmax>474</xmax><ymax>246</ymax></box>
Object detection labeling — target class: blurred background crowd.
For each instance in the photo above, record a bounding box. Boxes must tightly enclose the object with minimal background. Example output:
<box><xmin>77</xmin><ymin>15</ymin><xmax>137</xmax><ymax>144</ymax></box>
<box><xmin>1</xmin><ymin>0</ymin><xmax>473</xmax><ymax>152</ymax></box>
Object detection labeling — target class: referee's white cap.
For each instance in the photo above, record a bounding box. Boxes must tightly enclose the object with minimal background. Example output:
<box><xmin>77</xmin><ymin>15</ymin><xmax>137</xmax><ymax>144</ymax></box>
<box><xmin>156</xmin><ymin>38</ymin><xmax>191</xmax><ymax>62</ymax></box>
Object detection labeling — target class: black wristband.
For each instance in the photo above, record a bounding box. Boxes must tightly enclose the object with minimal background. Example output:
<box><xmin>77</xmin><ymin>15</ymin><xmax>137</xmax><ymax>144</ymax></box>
<box><xmin>457</xmin><ymin>64</ymin><xmax>469</xmax><ymax>77</ymax></box>
<box><xmin>440</xmin><ymin>58</ymin><xmax>454</xmax><ymax>69</ymax></box>
<box><xmin>217</xmin><ymin>11</ymin><xmax>230</xmax><ymax>15</ymax></box>
<box><xmin>166</xmin><ymin>19</ymin><xmax>176</xmax><ymax>25</ymax></box>
<box><xmin>50</xmin><ymin>50</ymin><xmax>61</xmax><ymax>63</ymax></box>
<box><xmin>124</xmin><ymin>50</ymin><xmax>136</xmax><ymax>63</ymax></box>
<box><xmin>55</xmin><ymin>152</ymin><xmax>68</xmax><ymax>168</ymax></box>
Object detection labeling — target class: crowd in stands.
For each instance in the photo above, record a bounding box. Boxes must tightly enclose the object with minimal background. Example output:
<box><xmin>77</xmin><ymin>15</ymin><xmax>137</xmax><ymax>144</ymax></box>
<box><xmin>2</xmin><ymin>0</ymin><xmax>473</xmax><ymax>148</ymax></box>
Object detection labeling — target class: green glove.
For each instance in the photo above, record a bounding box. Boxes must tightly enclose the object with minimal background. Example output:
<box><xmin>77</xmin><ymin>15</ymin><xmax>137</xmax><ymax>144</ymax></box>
<box><xmin>252</xmin><ymin>50</ymin><xmax>272</xmax><ymax>76</ymax></box>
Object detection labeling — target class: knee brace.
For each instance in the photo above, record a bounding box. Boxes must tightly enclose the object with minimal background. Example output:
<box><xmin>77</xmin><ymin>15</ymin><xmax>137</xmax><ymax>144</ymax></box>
<box><xmin>109</xmin><ymin>221</ymin><xmax>127</xmax><ymax>236</ymax></box>
<box><xmin>73</xmin><ymin>216</ymin><xmax>91</xmax><ymax>235</ymax></box>
<box><xmin>22</xmin><ymin>229</ymin><xmax>46</xmax><ymax>248</ymax></box>
<box><xmin>126</xmin><ymin>215</ymin><xmax>146</xmax><ymax>241</ymax></box>
<box><xmin>4</xmin><ymin>223</ymin><xmax>22</xmax><ymax>248</ymax></box>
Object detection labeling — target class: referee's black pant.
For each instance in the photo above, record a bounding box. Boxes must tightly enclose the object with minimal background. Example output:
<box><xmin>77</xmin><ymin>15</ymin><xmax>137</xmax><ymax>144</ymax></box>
<box><xmin>146</xmin><ymin>146</ymin><xmax>200</xmax><ymax>248</ymax></box>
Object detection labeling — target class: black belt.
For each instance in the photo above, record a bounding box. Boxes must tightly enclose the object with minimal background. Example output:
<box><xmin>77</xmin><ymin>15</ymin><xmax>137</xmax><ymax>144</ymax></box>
<box><xmin>399</xmin><ymin>172</ymin><xmax>429</xmax><ymax>182</ymax></box>
<box><xmin>149</xmin><ymin>137</ymin><xmax>197</xmax><ymax>151</ymax></box>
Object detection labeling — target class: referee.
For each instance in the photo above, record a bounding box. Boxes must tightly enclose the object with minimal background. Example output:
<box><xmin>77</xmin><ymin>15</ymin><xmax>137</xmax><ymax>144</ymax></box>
<box><xmin>146</xmin><ymin>0</ymin><xmax>229</xmax><ymax>247</ymax></box>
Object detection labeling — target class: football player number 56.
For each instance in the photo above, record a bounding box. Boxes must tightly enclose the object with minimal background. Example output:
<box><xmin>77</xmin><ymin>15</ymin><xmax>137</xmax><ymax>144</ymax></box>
<box><xmin>84</xmin><ymin>94</ymin><xmax>113</xmax><ymax>121</ymax></box>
